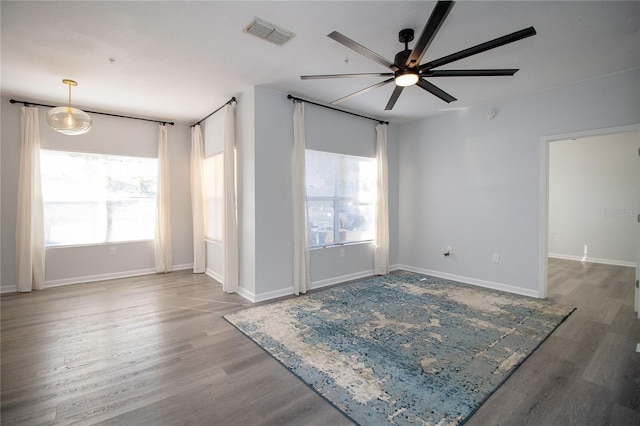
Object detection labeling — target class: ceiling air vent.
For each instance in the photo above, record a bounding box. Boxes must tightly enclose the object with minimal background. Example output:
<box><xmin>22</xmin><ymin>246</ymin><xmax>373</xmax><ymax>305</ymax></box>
<box><xmin>245</xmin><ymin>17</ymin><xmax>295</xmax><ymax>46</ymax></box>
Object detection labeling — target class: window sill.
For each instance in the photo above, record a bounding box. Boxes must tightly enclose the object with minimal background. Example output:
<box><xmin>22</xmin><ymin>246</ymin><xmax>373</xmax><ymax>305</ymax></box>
<box><xmin>309</xmin><ymin>240</ymin><xmax>374</xmax><ymax>251</ymax></box>
<box><xmin>45</xmin><ymin>240</ymin><xmax>154</xmax><ymax>249</ymax></box>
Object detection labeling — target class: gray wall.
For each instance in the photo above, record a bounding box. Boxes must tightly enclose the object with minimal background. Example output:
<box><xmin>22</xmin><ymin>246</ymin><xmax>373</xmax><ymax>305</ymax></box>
<box><xmin>1</xmin><ymin>97</ymin><xmax>193</xmax><ymax>290</ymax></box>
<box><xmin>398</xmin><ymin>69</ymin><xmax>640</xmax><ymax>297</ymax></box>
<box><xmin>549</xmin><ymin>131</ymin><xmax>639</xmax><ymax>266</ymax></box>
<box><xmin>4</xmin><ymin>68</ymin><xmax>636</xmax><ymax>299</ymax></box>
<box><xmin>240</xmin><ymin>87</ymin><xmax>399</xmax><ymax>301</ymax></box>
<box><xmin>236</xmin><ymin>87</ymin><xmax>257</xmax><ymax>297</ymax></box>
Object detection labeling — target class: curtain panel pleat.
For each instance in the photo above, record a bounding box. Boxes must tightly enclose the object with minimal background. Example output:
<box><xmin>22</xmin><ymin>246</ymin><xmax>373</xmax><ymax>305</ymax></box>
<box><xmin>190</xmin><ymin>125</ymin><xmax>206</xmax><ymax>273</ymax></box>
<box><xmin>292</xmin><ymin>102</ymin><xmax>310</xmax><ymax>295</ymax></box>
<box><xmin>374</xmin><ymin>123</ymin><xmax>390</xmax><ymax>275</ymax></box>
<box><xmin>154</xmin><ymin>125</ymin><xmax>172</xmax><ymax>273</ymax></box>
<box><xmin>16</xmin><ymin>106</ymin><xmax>45</xmax><ymax>292</ymax></box>
<box><xmin>222</xmin><ymin>103</ymin><xmax>239</xmax><ymax>293</ymax></box>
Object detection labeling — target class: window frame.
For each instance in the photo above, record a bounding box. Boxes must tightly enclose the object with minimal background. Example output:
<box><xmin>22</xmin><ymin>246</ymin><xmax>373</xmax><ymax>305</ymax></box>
<box><xmin>305</xmin><ymin>149</ymin><xmax>376</xmax><ymax>249</ymax></box>
<box><xmin>203</xmin><ymin>152</ymin><xmax>224</xmax><ymax>242</ymax></box>
<box><xmin>40</xmin><ymin>149</ymin><xmax>158</xmax><ymax>247</ymax></box>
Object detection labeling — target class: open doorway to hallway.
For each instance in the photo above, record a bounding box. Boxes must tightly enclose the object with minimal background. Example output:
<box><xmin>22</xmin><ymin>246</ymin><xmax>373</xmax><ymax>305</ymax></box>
<box><xmin>540</xmin><ymin>125</ymin><xmax>640</xmax><ymax>316</ymax></box>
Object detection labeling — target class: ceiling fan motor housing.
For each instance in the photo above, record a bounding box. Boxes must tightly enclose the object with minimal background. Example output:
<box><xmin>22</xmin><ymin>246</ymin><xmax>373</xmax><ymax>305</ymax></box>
<box><xmin>395</xmin><ymin>28</ymin><xmax>415</xmax><ymax>68</ymax></box>
<box><xmin>394</xmin><ymin>49</ymin><xmax>412</xmax><ymax>69</ymax></box>
<box><xmin>399</xmin><ymin>28</ymin><xmax>414</xmax><ymax>44</ymax></box>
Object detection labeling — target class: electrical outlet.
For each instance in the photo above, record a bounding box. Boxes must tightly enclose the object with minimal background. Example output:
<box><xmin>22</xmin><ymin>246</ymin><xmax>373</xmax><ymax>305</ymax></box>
<box><xmin>554</xmin><ymin>234</ymin><xmax>561</xmax><ymax>241</ymax></box>
<box><xmin>339</xmin><ymin>247</ymin><xmax>345</xmax><ymax>258</ymax></box>
<box><xmin>109</xmin><ymin>247</ymin><xmax>117</xmax><ymax>256</ymax></box>
<box><xmin>492</xmin><ymin>253</ymin><xmax>500</xmax><ymax>263</ymax></box>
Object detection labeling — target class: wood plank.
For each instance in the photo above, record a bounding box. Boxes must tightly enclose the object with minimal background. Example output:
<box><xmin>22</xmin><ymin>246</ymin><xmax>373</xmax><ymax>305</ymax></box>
<box><xmin>2</xmin><ymin>260</ymin><xmax>639</xmax><ymax>424</ymax></box>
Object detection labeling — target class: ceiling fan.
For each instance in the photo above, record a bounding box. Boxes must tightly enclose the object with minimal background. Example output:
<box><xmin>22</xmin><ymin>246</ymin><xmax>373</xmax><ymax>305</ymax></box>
<box><xmin>301</xmin><ymin>0</ymin><xmax>536</xmax><ymax>110</ymax></box>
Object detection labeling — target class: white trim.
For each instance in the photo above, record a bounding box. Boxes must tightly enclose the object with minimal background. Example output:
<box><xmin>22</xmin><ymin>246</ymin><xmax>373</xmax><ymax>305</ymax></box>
<box><xmin>309</xmin><ymin>269</ymin><xmax>375</xmax><ymax>291</ymax></box>
<box><xmin>397</xmin><ymin>264</ymin><xmax>541</xmax><ymax>298</ymax></box>
<box><xmin>205</xmin><ymin>267</ymin><xmax>223</xmax><ymax>284</ymax></box>
<box><xmin>236</xmin><ymin>285</ymin><xmax>296</xmax><ymax>304</ymax></box>
<box><xmin>1</xmin><ymin>285</ymin><xmax>17</xmax><ymax>294</ymax></box>
<box><xmin>549</xmin><ymin>253</ymin><xmax>636</xmax><ymax>268</ymax></box>
<box><xmin>1</xmin><ymin>263</ymin><xmax>194</xmax><ymax>293</ymax></box>
<box><xmin>172</xmin><ymin>263</ymin><xmax>194</xmax><ymax>271</ymax></box>
<box><xmin>238</xmin><ymin>264</ymin><xmax>410</xmax><ymax>303</ymax></box>
<box><xmin>236</xmin><ymin>286</ymin><xmax>257</xmax><ymax>303</ymax></box>
<box><xmin>253</xmin><ymin>287</ymin><xmax>294</xmax><ymax>303</ymax></box>
<box><xmin>45</xmin><ymin>239</ymin><xmax>154</xmax><ymax>250</ymax></box>
<box><xmin>44</xmin><ymin>267</ymin><xmax>157</xmax><ymax>288</ymax></box>
<box><xmin>539</xmin><ymin>134</ymin><xmax>550</xmax><ymax>299</ymax></box>
<box><xmin>539</xmin><ymin>123</ymin><xmax>640</xmax><ymax>300</ymax></box>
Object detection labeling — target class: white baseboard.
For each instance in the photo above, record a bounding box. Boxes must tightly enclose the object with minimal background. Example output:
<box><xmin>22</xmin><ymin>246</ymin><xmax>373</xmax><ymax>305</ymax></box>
<box><xmin>396</xmin><ymin>264</ymin><xmax>541</xmax><ymax>298</ymax></box>
<box><xmin>236</xmin><ymin>286</ymin><xmax>296</xmax><ymax>303</ymax></box>
<box><xmin>236</xmin><ymin>286</ymin><xmax>257</xmax><ymax>303</ymax></box>
<box><xmin>548</xmin><ymin>253</ymin><xmax>636</xmax><ymax>268</ymax></box>
<box><xmin>205</xmin><ymin>268</ymin><xmax>223</xmax><ymax>285</ymax></box>
<box><xmin>309</xmin><ymin>269</ymin><xmax>375</xmax><ymax>291</ymax></box>
<box><xmin>243</xmin><ymin>264</ymin><xmax>403</xmax><ymax>304</ymax></box>
<box><xmin>1</xmin><ymin>263</ymin><xmax>195</xmax><ymax>294</ymax></box>
<box><xmin>43</xmin><ymin>267</ymin><xmax>157</xmax><ymax>289</ymax></box>
<box><xmin>1</xmin><ymin>284</ymin><xmax>17</xmax><ymax>293</ymax></box>
<box><xmin>173</xmin><ymin>263</ymin><xmax>195</xmax><ymax>271</ymax></box>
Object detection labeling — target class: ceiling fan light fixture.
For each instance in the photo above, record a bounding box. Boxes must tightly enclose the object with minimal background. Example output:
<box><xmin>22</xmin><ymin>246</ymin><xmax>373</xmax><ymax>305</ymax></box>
<box><xmin>46</xmin><ymin>79</ymin><xmax>92</xmax><ymax>135</ymax></box>
<box><xmin>395</xmin><ymin>69</ymin><xmax>419</xmax><ymax>87</ymax></box>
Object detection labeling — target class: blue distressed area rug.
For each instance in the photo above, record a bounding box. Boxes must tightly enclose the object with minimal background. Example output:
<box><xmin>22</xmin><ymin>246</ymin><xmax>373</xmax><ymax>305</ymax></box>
<box><xmin>224</xmin><ymin>271</ymin><xmax>574</xmax><ymax>425</ymax></box>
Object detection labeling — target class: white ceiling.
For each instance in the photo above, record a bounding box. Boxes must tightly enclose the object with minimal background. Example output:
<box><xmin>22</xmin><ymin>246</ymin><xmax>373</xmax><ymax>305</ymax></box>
<box><xmin>1</xmin><ymin>1</ymin><xmax>638</xmax><ymax>124</ymax></box>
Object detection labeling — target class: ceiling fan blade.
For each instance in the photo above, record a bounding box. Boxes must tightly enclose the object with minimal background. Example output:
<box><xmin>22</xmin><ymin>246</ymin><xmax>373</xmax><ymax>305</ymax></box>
<box><xmin>425</xmin><ymin>69</ymin><xmax>519</xmax><ymax>77</ymax></box>
<box><xmin>301</xmin><ymin>72</ymin><xmax>394</xmax><ymax>80</ymax></box>
<box><xmin>332</xmin><ymin>78</ymin><xmax>395</xmax><ymax>105</ymax></box>
<box><xmin>385</xmin><ymin>86</ymin><xmax>404</xmax><ymax>110</ymax></box>
<box><xmin>328</xmin><ymin>31</ymin><xmax>397</xmax><ymax>70</ymax></box>
<box><xmin>420</xmin><ymin>27</ymin><xmax>537</xmax><ymax>71</ymax></box>
<box><xmin>417</xmin><ymin>79</ymin><xmax>456</xmax><ymax>103</ymax></box>
<box><xmin>406</xmin><ymin>0</ymin><xmax>454</xmax><ymax>68</ymax></box>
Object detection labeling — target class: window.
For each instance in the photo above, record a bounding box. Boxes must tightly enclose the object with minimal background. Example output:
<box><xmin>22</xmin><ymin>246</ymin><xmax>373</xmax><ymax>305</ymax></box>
<box><xmin>40</xmin><ymin>150</ymin><xmax>158</xmax><ymax>246</ymax></box>
<box><xmin>306</xmin><ymin>150</ymin><xmax>376</xmax><ymax>247</ymax></box>
<box><xmin>204</xmin><ymin>153</ymin><xmax>223</xmax><ymax>242</ymax></box>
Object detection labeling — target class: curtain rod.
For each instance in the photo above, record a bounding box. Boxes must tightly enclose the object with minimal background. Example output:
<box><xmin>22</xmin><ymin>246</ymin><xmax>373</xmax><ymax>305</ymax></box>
<box><xmin>9</xmin><ymin>99</ymin><xmax>175</xmax><ymax>125</ymax></box>
<box><xmin>287</xmin><ymin>94</ymin><xmax>389</xmax><ymax>125</ymax></box>
<box><xmin>191</xmin><ymin>97</ymin><xmax>237</xmax><ymax>127</ymax></box>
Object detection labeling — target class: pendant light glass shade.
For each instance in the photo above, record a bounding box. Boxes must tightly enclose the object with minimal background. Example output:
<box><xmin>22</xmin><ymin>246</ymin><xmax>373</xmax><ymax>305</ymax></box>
<box><xmin>46</xmin><ymin>106</ymin><xmax>92</xmax><ymax>135</ymax></box>
<box><xmin>46</xmin><ymin>79</ymin><xmax>92</xmax><ymax>135</ymax></box>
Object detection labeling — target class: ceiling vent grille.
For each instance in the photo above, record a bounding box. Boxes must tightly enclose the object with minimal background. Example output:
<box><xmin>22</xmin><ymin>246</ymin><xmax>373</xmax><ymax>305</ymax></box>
<box><xmin>245</xmin><ymin>17</ymin><xmax>295</xmax><ymax>46</ymax></box>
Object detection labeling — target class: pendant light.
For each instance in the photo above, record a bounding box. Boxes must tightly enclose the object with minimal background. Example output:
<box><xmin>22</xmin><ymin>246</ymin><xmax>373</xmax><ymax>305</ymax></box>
<box><xmin>46</xmin><ymin>79</ymin><xmax>92</xmax><ymax>135</ymax></box>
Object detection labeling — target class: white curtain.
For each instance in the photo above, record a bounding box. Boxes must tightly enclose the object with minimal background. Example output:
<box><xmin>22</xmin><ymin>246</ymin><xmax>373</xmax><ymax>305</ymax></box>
<box><xmin>222</xmin><ymin>103</ymin><xmax>239</xmax><ymax>293</ymax></box>
<box><xmin>16</xmin><ymin>106</ymin><xmax>45</xmax><ymax>292</ymax></box>
<box><xmin>292</xmin><ymin>101</ymin><xmax>310</xmax><ymax>295</ymax></box>
<box><xmin>374</xmin><ymin>123</ymin><xmax>389</xmax><ymax>275</ymax></box>
<box><xmin>190</xmin><ymin>125</ymin><xmax>206</xmax><ymax>273</ymax></box>
<box><xmin>155</xmin><ymin>125</ymin><xmax>172</xmax><ymax>273</ymax></box>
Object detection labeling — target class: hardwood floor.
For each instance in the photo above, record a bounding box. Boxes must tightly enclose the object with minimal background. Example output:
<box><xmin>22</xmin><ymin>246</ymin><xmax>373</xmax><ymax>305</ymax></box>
<box><xmin>468</xmin><ymin>259</ymin><xmax>640</xmax><ymax>425</ymax></box>
<box><xmin>1</xmin><ymin>259</ymin><xmax>638</xmax><ymax>425</ymax></box>
<box><xmin>1</xmin><ymin>273</ymin><xmax>351</xmax><ymax>425</ymax></box>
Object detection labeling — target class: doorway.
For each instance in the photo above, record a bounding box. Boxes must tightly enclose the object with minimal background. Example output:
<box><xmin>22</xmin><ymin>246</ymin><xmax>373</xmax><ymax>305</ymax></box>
<box><xmin>540</xmin><ymin>125</ymin><xmax>640</xmax><ymax>317</ymax></box>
